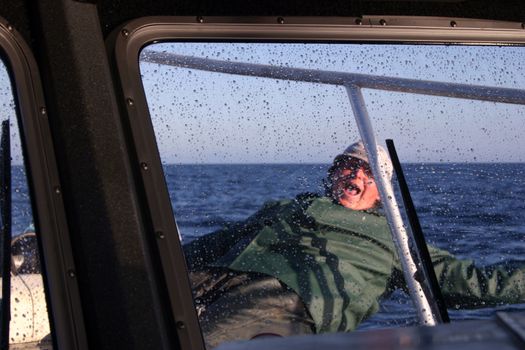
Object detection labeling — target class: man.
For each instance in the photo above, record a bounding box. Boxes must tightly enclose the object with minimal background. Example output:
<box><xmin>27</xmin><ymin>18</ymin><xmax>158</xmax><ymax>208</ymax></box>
<box><xmin>184</xmin><ymin>141</ymin><xmax>525</xmax><ymax>348</ymax></box>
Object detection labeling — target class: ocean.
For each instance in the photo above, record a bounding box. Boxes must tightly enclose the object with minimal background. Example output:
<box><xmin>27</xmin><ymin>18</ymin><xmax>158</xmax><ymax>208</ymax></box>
<box><xmin>165</xmin><ymin>163</ymin><xmax>525</xmax><ymax>330</ymax></box>
<box><xmin>11</xmin><ymin>163</ymin><xmax>525</xmax><ymax>330</ymax></box>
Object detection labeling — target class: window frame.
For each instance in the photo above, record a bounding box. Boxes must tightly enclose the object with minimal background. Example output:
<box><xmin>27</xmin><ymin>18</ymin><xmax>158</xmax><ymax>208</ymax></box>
<box><xmin>111</xmin><ymin>16</ymin><xmax>525</xmax><ymax>345</ymax></box>
<box><xmin>0</xmin><ymin>17</ymin><xmax>87</xmax><ymax>349</ymax></box>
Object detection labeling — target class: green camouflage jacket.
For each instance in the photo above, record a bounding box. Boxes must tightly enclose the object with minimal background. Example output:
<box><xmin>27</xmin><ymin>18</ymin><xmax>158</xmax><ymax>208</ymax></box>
<box><xmin>185</xmin><ymin>194</ymin><xmax>525</xmax><ymax>333</ymax></box>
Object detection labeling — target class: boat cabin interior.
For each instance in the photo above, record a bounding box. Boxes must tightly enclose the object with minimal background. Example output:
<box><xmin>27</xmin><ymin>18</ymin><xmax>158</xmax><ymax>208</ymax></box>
<box><xmin>0</xmin><ymin>1</ymin><xmax>524</xmax><ymax>349</ymax></box>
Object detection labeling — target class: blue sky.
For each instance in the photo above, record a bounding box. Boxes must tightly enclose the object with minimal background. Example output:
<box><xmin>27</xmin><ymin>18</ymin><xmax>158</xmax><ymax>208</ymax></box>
<box><xmin>139</xmin><ymin>42</ymin><xmax>525</xmax><ymax>164</ymax></box>
<box><xmin>1</xmin><ymin>43</ymin><xmax>524</xmax><ymax>165</ymax></box>
<box><xmin>0</xmin><ymin>61</ymin><xmax>23</xmax><ymax>165</ymax></box>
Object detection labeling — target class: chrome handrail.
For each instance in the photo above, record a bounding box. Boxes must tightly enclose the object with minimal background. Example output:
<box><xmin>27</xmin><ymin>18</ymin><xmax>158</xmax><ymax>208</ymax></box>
<box><xmin>141</xmin><ymin>51</ymin><xmax>525</xmax><ymax>105</ymax></box>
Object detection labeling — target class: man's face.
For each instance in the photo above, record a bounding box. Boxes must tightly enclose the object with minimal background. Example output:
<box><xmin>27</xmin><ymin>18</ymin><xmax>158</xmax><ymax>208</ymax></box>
<box><xmin>329</xmin><ymin>158</ymin><xmax>380</xmax><ymax>211</ymax></box>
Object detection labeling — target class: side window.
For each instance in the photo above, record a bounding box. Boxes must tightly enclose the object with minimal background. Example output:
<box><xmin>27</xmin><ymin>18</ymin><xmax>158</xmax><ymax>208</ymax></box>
<box><xmin>0</xmin><ymin>58</ymin><xmax>51</xmax><ymax>346</ymax></box>
<box><xmin>138</xmin><ymin>42</ymin><xmax>525</xmax><ymax>347</ymax></box>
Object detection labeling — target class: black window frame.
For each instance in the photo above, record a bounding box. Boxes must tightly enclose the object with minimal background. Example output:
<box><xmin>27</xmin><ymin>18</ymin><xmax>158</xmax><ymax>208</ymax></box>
<box><xmin>110</xmin><ymin>16</ymin><xmax>525</xmax><ymax>347</ymax></box>
<box><xmin>0</xmin><ymin>17</ymin><xmax>87</xmax><ymax>350</ymax></box>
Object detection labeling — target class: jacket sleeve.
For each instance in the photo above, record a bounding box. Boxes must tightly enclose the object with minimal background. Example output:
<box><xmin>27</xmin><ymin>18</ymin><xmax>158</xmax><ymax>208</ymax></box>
<box><xmin>427</xmin><ymin>245</ymin><xmax>525</xmax><ymax>308</ymax></box>
<box><xmin>183</xmin><ymin>222</ymin><xmax>248</xmax><ymax>269</ymax></box>
<box><xmin>183</xmin><ymin>200</ymin><xmax>285</xmax><ymax>269</ymax></box>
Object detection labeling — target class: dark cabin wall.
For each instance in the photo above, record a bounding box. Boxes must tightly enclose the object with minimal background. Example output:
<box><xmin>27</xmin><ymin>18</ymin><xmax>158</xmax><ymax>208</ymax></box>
<box><xmin>0</xmin><ymin>2</ymin><xmax>31</xmax><ymax>46</ymax></box>
<box><xmin>0</xmin><ymin>1</ymin><xmax>182</xmax><ymax>349</ymax></box>
<box><xmin>0</xmin><ymin>1</ymin><xmax>523</xmax><ymax>350</ymax></box>
<box><xmin>94</xmin><ymin>0</ymin><xmax>525</xmax><ymax>38</ymax></box>
<box><xmin>0</xmin><ymin>1</ymin><xmax>524</xmax><ymax>63</ymax></box>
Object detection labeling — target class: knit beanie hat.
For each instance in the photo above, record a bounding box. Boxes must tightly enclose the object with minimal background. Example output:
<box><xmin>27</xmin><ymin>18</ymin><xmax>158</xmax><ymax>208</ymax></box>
<box><xmin>336</xmin><ymin>141</ymin><xmax>393</xmax><ymax>180</ymax></box>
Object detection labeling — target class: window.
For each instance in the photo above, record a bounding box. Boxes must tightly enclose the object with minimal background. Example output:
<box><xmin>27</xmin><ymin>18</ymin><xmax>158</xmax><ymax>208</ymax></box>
<box><xmin>138</xmin><ymin>41</ymin><xmax>525</xmax><ymax>343</ymax></box>
<box><xmin>113</xmin><ymin>19</ymin><xmax>525</xmax><ymax>348</ymax></box>
<box><xmin>0</xmin><ymin>58</ymin><xmax>51</xmax><ymax>346</ymax></box>
<box><xmin>0</xmin><ymin>20</ymin><xmax>86</xmax><ymax>350</ymax></box>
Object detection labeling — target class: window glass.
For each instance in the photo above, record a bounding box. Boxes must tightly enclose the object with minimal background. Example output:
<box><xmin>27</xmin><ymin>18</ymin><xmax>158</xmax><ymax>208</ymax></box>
<box><xmin>139</xmin><ymin>42</ymin><xmax>525</xmax><ymax>346</ymax></box>
<box><xmin>0</xmin><ymin>59</ymin><xmax>51</xmax><ymax>346</ymax></box>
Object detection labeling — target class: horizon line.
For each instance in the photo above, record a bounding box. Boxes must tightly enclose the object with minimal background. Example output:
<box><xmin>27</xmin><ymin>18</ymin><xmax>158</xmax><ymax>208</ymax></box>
<box><xmin>161</xmin><ymin>161</ymin><xmax>525</xmax><ymax>165</ymax></box>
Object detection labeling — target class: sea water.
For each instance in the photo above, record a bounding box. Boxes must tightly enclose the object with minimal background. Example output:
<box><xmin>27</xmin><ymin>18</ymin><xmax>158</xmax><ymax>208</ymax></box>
<box><xmin>11</xmin><ymin>163</ymin><xmax>525</xmax><ymax>330</ymax></box>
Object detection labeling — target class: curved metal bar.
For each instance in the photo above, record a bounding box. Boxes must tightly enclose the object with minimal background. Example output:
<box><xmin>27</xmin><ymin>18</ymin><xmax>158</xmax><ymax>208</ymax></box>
<box><xmin>346</xmin><ymin>85</ymin><xmax>436</xmax><ymax>326</ymax></box>
<box><xmin>141</xmin><ymin>50</ymin><xmax>525</xmax><ymax>105</ymax></box>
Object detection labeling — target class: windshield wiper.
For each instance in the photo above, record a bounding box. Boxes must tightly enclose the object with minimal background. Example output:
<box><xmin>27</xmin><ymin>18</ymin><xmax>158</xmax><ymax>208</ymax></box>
<box><xmin>386</xmin><ymin>138</ymin><xmax>450</xmax><ymax>323</ymax></box>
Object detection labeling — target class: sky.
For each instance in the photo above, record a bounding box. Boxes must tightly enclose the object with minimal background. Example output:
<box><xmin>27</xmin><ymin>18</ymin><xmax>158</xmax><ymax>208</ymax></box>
<box><xmin>1</xmin><ymin>43</ymin><xmax>524</xmax><ymax>165</ymax></box>
<box><xmin>139</xmin><ymin>42</ymin><xmax>525</xmax><ymax>164</ymax></box>
<box><xmin>0</xmin><ymin>61</ymin><xmax>23</xmax><ymax>165</ymax></box>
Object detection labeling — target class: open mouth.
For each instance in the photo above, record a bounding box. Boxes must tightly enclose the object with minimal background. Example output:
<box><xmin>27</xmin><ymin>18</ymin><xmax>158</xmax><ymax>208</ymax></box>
<box><xmin>343</xmin><ymin>183</ymin><xmax>361</xmax><ymax>196</ymax></box>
